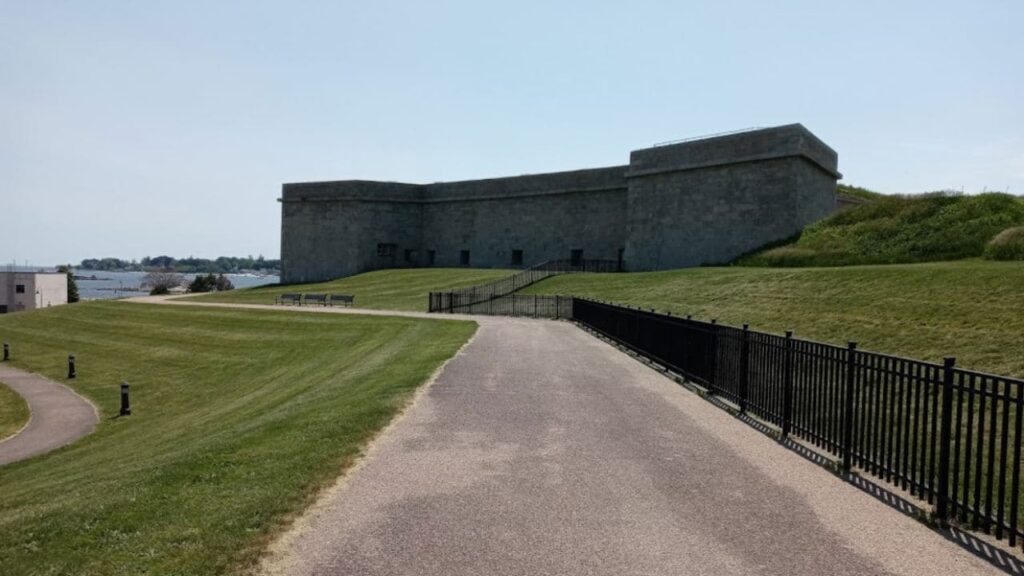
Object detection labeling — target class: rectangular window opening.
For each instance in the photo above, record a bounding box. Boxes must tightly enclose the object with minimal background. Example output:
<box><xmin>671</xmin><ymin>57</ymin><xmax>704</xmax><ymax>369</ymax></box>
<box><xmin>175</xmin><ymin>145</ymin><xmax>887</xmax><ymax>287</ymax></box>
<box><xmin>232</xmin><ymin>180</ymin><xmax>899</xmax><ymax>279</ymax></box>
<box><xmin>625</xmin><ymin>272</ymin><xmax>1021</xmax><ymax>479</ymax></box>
<box><xmin>460</xmin><ymin>250</ymin><xmax>470</xmax><ymax>266</ymax></box>
<box><xmin>511</xmin><ymin>249</ymin><xmax>523</xmax><ymax>266</ymax></box>
<box><xmin>15</xmin><ymin>284</ymin><xmax>25</xmax><ymax>294</ymax></box>
<box><xmin>377</xmin><ymin>243</ymin><xmax>396</xmax><ymax>257</ymax></box>
<box><xmin>427</xmin><ymin>250</ymin><xmax>436</xmax><ymax>266</ymax></box>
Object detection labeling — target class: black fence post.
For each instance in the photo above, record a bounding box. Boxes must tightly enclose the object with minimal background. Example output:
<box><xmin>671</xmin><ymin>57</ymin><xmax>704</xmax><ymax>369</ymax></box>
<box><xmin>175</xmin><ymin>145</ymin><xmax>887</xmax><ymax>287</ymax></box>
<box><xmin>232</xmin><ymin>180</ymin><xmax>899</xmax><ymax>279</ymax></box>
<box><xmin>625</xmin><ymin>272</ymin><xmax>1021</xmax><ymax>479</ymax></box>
<box><xmin>936</xmin><ymin>357</ymin><xmax>957</xmax><ymax>523</ymax></box>
<box><xmin>782</xmin><ymin>331</ymin><xmax>794</xmax><ymax>438</ymax></box>
<box><xmin>68</xmin><ymin>354</ymin><xmax>76</xmax><ymax>379</ymax></box>
<box><xmin>448</xmin><ymin>292</ymin><xmax>454</xmax><ymax>314</ymax></box>
<box><xmin>708</xmin><ymin>319</ymin><xmax>719</xmax><ymax>395</ymax></box>
<box><xmin>740</xmin><ymin>324</ymin><xmax>750</xmax><ymax>413</ymax></box>
<box><xmin>2</xmin><ymin>342</ymin><xmax>8</xmax><ymax>361</ymax></box>
<box><xmin>842</xmin><ymin>341</ymin><xmax>858</xmax><ymax>471</ymax></box>
<box><xmin>120</xmin><ymin>382</ymin><xmax>132</xmax><ymax>416</ymax></box>
<box><xmin>555</xmin><ymin>295</ymin><xmax>560</xmax><ymax>320</ymax></box>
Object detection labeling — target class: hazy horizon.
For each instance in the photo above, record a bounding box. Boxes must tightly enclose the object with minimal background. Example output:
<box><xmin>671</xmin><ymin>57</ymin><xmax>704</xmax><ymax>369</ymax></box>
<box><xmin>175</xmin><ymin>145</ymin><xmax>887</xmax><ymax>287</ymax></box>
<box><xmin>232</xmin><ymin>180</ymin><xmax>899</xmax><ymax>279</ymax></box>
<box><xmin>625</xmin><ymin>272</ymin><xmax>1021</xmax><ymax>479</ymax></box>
<box><xmin>4</xmin><ymin>1</ymin><xmax>1022</xmax><ymax>265</ymax></box>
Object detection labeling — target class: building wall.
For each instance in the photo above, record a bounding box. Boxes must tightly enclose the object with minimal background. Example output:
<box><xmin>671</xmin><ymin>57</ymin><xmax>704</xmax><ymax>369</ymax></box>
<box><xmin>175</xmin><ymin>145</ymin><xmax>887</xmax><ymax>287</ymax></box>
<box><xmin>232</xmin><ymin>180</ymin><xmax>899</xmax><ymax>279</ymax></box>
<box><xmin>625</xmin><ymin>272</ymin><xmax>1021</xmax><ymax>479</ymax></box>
<box><xmin>0</xmin><ymin>272</ymin><xmax>68</xmax><ymax>313</ymax></box>
<box><xmin>420</xmin><ymin>167</ymin><xmax>628</xmax><ymax>269</ymax></box>
<box><xmin>35</xmin><ymin>273</ymin><xmax>68</xmax><ymax>309</ymax></box>
<box><xmin>279</xmin><ymin>182</ymin><xmax>423</xmax><ymax>282</ymax></box>
<box><xmin>279</xmin><ymin>124</ymin><xmax>840</xmax><ymax>283</ymax></box>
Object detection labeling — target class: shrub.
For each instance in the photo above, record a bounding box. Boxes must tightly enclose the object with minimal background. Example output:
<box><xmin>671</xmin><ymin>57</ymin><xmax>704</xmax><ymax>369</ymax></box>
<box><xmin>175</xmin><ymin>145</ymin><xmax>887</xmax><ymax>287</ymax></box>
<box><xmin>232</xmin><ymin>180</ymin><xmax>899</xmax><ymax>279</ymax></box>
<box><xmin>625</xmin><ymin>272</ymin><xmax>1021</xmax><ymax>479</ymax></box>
<box><xmin>144</xmin><ymin>271</ymin><xmax>184</xmax><ymax>295</ymax></box>
<box><xmin>188</xmin><ymin>273</ymin><xmax>234</xmax><ymax>293</ymax></box>
<box><xmin>984</xmin><ymin>226</ymin><xmax>1024</xmax><ymax>261</ymax></box>
<box><xmin>57</xmin><ymin>265</ymin><xmax>79</xmax><ymax>303</ymax></box>
<box><xmin>214</xmin><ymin>274</ymin><xmax>234</xmax><ymax>292</ymax></box>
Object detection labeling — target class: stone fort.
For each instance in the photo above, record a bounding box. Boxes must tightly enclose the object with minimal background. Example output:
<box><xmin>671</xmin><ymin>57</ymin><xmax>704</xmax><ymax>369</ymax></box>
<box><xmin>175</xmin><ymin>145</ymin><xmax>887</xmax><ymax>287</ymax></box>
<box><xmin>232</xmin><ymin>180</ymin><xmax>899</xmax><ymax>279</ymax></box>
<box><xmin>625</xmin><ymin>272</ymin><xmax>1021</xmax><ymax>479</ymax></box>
<box><xmin>279</xmin><ymin>124</ymin><xmax>840</xmax><ymax>283</ymax></box>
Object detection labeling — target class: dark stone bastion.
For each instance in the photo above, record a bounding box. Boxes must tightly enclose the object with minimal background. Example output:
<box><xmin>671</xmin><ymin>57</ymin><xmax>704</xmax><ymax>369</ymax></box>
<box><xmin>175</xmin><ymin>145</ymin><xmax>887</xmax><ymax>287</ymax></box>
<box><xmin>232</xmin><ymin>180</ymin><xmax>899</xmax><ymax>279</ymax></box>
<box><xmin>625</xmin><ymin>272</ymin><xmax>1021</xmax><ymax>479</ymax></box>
<box><xmin>279</xmin><ymin>124</ymin><xmax>840</xmax><ymax>283</ymax></box>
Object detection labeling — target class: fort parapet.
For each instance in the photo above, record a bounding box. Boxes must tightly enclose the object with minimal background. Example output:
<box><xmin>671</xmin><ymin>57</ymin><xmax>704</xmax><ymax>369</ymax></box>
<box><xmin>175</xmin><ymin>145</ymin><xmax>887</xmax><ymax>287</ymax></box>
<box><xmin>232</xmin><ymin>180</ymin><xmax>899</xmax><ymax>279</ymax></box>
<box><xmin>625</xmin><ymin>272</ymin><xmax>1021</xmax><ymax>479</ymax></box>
<box><xmin>279</xmin><ymin>124</ymin><xmax>840</xmax><ymax>283</ymax></box>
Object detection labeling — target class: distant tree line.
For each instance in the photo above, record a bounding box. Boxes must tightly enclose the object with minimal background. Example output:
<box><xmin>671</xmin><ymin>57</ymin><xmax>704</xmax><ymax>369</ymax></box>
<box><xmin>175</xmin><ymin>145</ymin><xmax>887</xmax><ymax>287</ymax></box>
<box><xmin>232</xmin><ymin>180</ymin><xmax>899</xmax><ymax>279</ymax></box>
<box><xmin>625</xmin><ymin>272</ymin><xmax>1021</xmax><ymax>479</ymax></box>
<box><xmin>79</xmin><ymin>255</ymin><xmax>280</xmax><ymax>274</ymax></box>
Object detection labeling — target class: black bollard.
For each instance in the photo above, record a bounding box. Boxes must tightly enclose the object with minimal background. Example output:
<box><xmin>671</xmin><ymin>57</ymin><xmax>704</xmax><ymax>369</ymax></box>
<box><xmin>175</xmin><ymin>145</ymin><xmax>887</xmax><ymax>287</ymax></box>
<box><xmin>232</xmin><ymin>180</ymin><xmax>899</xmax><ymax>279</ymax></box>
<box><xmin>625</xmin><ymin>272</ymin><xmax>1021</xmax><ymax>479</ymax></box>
<box><xmin>119</xmin><ymin>382</ymin><xmax>131</xmax><ymax>416</ymax></box>
<box><xmin>2</xmin><ymin>342</ymin><xmax>8</xmax><ymax>361</ymax></box>
<box><xmin>68</xmin><ymin>354</ymin><xmax>76</xmax><ymax>379</ymax></box>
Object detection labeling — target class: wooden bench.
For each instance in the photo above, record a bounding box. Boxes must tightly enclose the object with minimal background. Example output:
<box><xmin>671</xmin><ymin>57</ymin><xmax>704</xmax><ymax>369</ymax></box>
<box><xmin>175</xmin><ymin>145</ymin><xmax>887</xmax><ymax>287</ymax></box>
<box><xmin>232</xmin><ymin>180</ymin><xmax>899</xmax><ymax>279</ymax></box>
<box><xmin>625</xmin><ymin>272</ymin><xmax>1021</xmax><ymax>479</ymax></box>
<box><xmin>305</xmin><ymin>293</ymin><xmax>328</xmax><ymax>306</ymax></box>
<box><xmin>275</xmin><ymin>293</ymin><xmax>302</xmax><ymax>305</ymax></box>
<box><xmin>329</xmin><ymin>294</ymin><xmax>355</xmax><ymax>307</ymax></box>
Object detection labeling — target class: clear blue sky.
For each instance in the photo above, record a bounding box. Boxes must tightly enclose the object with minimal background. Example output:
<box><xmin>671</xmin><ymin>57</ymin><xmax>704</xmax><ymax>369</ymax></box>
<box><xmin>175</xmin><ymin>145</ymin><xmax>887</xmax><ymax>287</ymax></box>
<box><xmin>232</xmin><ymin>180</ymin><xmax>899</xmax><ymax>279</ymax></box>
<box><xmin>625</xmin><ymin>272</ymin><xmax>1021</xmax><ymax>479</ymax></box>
<box><xmin>3</xmin><ymin>1</ymin><xmax>1022</xmax><ymax>265</ymax></box>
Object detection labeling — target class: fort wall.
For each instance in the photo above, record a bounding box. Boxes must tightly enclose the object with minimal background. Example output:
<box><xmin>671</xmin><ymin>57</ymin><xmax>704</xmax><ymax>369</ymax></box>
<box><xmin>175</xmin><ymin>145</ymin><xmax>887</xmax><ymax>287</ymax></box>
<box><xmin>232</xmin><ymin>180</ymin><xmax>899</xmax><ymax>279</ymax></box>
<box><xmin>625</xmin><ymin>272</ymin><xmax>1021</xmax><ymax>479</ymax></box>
<box><xmin>279</xmin><ymin>124</ymin><xmax>840</xmax><ymax>283</ymax></box>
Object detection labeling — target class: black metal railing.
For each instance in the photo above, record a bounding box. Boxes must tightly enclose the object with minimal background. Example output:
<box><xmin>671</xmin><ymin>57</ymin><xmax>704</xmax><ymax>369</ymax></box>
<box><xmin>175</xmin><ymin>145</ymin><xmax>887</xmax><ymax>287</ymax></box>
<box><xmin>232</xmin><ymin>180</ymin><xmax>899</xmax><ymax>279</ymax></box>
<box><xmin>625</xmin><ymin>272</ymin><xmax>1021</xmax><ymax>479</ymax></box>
<box><xmin>426</xmin><ymin>294</ymin><xmax>573</xmax><ymax>319</ymax></box>
<box><xmin>428</xmin><ymin>259</ymin><xmax>618</xmax><ymax>314</ymax></box>
<box><xmin>570</xmin><ymin>298</ymin><xmax>1024</xmax><ymax>547</ymax></box>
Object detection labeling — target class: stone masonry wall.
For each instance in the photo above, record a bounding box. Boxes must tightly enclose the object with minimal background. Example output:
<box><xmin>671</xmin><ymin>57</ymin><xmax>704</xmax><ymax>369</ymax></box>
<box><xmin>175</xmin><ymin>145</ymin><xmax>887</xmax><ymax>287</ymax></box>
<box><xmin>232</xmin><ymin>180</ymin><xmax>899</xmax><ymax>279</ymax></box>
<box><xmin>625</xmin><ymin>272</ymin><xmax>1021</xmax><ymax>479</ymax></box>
<box><xmin>279</xmin><ymin>124</ymin><xmax>840</xmax><ymax>283</ymax></box>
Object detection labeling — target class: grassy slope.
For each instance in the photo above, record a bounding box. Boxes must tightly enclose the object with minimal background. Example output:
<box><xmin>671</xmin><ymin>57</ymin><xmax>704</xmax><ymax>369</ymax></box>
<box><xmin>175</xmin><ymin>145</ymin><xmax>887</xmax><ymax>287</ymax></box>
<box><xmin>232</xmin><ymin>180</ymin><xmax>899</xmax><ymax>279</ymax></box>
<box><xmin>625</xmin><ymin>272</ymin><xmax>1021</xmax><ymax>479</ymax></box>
<box><xmin>520</xmin><ymin>260</ymin><xmax>1024</xmax><ymax>377</ymax></box>
<box><xmin>0</xmin><ymin>381</ymin><xmax>30</xmax><ymax>441</ymax></box>
<box><xmin>837</xmin><ymin>183</ymin><xmax>886</xmax><ymax>201</ymax></box>
<box><xmin>0</xmin><ymin>302</ymin><xmax>475</xmax><ymax>575</ymax></box>
<box><xmin>741</xmin><ymin>192</ymin><xmax>1024</xmax><ymax>267</ymax></box>
<box><xmin>189</xmin><ymin>268</ymin><xmax>514</xmax><ymax>311</ymax></box>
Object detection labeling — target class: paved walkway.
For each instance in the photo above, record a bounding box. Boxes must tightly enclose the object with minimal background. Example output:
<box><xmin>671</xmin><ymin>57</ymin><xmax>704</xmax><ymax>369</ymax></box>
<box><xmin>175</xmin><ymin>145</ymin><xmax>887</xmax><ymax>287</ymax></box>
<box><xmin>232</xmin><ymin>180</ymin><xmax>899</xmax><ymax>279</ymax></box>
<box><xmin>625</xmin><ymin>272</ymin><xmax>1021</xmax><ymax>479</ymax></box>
<box><xmin>0</xmin><ymin>364</ymin><xmax>98</xmax><ymax>466</ymax></box>
<box><xmin>130</xmin><ymin>297</ymin><xmax>1002</xmax><ymax>575</ymax></box>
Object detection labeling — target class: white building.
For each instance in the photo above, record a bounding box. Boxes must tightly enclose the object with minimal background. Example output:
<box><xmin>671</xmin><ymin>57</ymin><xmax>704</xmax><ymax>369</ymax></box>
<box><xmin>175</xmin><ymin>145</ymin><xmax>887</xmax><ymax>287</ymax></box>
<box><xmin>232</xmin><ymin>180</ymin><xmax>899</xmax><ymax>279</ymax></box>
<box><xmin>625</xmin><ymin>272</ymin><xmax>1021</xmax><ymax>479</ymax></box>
<box><xmin>0</xmin><ymin>271</ymin><xmax>68</xmax><ymax>314</ymax></box>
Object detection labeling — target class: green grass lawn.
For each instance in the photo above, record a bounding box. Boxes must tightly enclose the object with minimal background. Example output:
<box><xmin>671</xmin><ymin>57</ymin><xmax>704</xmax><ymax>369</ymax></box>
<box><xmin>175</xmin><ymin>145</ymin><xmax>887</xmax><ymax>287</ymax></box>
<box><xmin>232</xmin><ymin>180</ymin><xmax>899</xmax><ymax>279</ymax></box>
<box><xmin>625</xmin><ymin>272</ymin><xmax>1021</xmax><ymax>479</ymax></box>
<box><xmin>0</xmin><ymin>381</ymin><xmax>30</xmax><ymax>441</ymax></box>
<box><xmin>188</xmin><ymin>268</ymin><xmax>514</xmax><ymax>311</ymax></box>
<box><xmin>741</xmin><ymin>192</ymin><xmax>1024</xmax><ymax>266</ymax></box>
<box><xmin>0</xmin><ymin>302</ymin><xmax>475</xmax><ymax>575</ymax></box>
<box><xmin>520</xmin><ymin>260</ymin><xmax>1024</xmax><ymax>378</ymax></box>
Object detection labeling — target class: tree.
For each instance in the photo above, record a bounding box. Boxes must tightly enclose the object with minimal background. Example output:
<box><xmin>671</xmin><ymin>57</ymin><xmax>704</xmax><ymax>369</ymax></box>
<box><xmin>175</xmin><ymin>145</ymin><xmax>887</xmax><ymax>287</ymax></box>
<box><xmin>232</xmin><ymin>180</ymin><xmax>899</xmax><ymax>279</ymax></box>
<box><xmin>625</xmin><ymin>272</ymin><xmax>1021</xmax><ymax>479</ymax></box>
<box><xmin>57</xmin><ymin>265</ymin><xmax>79</xmax><ymax>303</ymax></box>
<box><xmin>144</xmin><ymin>271</ymin><xmax>184</xmax><ymax>295</ymax></box>
<box><xmin>215</xmin><ymin>274</ymin><xmax>234</xmax><ymax>291</ymax></box>
<box><xmin>188</xmin><ymin>273</ymin><xmax>235</xmax><ymax>293</ymax></box>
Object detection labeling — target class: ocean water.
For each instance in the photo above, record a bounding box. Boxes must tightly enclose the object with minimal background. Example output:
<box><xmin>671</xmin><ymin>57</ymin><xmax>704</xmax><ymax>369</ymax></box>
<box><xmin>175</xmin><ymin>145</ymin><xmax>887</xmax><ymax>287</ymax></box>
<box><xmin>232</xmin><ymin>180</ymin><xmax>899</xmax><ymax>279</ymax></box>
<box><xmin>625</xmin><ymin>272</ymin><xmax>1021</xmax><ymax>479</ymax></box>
<box><xmin>74</xmin><ymin>270</ymin><xmax>280</xmax><ymax>300</ymax></box>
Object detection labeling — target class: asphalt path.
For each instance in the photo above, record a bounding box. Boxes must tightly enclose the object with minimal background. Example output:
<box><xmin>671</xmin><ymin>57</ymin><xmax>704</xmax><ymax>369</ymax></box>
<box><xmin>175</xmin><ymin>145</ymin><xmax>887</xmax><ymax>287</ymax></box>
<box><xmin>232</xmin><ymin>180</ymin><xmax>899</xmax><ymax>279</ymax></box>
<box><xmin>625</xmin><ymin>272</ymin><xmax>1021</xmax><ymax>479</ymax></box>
<box><xmin>174</xmin><ymin>303</ymin><xmax>995</xmax><ymax>576</ymax></box>
<box><xmin>0</xmin><ymin>364</ymin><xmax>98</xmax><ymax>466</ymax></box>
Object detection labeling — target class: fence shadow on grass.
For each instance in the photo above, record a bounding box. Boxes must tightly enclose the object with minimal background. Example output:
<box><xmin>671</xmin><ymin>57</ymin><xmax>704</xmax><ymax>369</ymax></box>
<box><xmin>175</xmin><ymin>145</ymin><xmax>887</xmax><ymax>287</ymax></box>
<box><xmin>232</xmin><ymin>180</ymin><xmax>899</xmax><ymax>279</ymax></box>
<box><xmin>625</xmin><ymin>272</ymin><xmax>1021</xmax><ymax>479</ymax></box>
<box><xmin>581</xmin><ymin>324</ymin><xmax>1024</xmax><ymax>576</ymax></box>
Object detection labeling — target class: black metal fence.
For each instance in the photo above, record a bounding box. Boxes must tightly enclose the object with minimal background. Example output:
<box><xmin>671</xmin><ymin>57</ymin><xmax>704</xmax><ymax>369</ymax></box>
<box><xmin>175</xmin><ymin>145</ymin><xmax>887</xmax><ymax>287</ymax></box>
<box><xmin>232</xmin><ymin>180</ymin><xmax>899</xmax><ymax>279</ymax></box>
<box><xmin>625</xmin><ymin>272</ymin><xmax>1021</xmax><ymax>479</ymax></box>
<box><xmin>427</xmin><ymin>294</ymin><xmax>573</xmax><ymax>319</ymax></box>
<box><xmin>428</xmin><ymin>259</ymin><xmax>618</xmax><ymax>313</ymax></box>
<box><xmin>571</xmin><ymin>298</ymin><xmax>1024</xmax><ymax>547</ymax></box>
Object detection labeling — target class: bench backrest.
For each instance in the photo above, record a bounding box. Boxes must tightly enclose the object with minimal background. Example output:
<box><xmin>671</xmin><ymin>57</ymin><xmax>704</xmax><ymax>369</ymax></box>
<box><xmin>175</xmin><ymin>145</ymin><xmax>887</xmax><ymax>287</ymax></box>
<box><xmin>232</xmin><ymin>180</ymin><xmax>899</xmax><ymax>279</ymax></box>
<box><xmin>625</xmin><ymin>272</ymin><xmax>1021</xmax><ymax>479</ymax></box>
<box><xmin>330</xmin><ymin>294</ymin><xmax>354</xmax><ymax>302</ymax></box>
<box><xmin>280</xmin><ymin>293</ymin><xmax>301</xmax><ymax>300</ymax></box>
<box><xmin>306</xmin><ymin>293</ymin><xmax>327</xmax><ymax>301</ymax></box>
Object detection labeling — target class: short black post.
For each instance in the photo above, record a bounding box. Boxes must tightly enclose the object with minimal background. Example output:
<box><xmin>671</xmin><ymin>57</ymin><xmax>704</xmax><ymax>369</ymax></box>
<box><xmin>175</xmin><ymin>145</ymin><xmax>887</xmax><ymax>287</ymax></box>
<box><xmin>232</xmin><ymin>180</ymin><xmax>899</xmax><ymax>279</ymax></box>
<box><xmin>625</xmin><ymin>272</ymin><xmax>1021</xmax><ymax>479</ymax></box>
<box><xmin>555</xmin><ymin>295</ymin><xmax>560</xmax><ymax>320</ymax></box>
<box><xmin>936</xmin><ymin>357</ymin><xmax>957</xmax><ymax>523</ymax></box>
<box><xmin>119</xmin><ymin>382</ymin><xmax>132</xmax><ymax>416</ymax></box>
<box><xmin>842</xmin><ymin>342</ymin><xmax>858</xmax><ymax>471</ymax></box>
<box><xmin>781</xmin><ymin>331</ymin><xmax>795</xmax><ymax>438</ymax></box>
<box><xmin>739</xmin><ymin>324</ymin><xmax>750</xmax><ymax>413</ymax></box>
<box><xmin>2</xmin><ymin>342</ymin><xmax>8</xmax><ymax>361</ymax></box>
<box><xmin>686</xmin><ymin>314</ymin><xmax>692</xmax><ymax>321</ymax></box>
<box><xmin>67</xmin><ymin>354</ymin><xmax>76</xmax><ymax>379</ymax></box>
